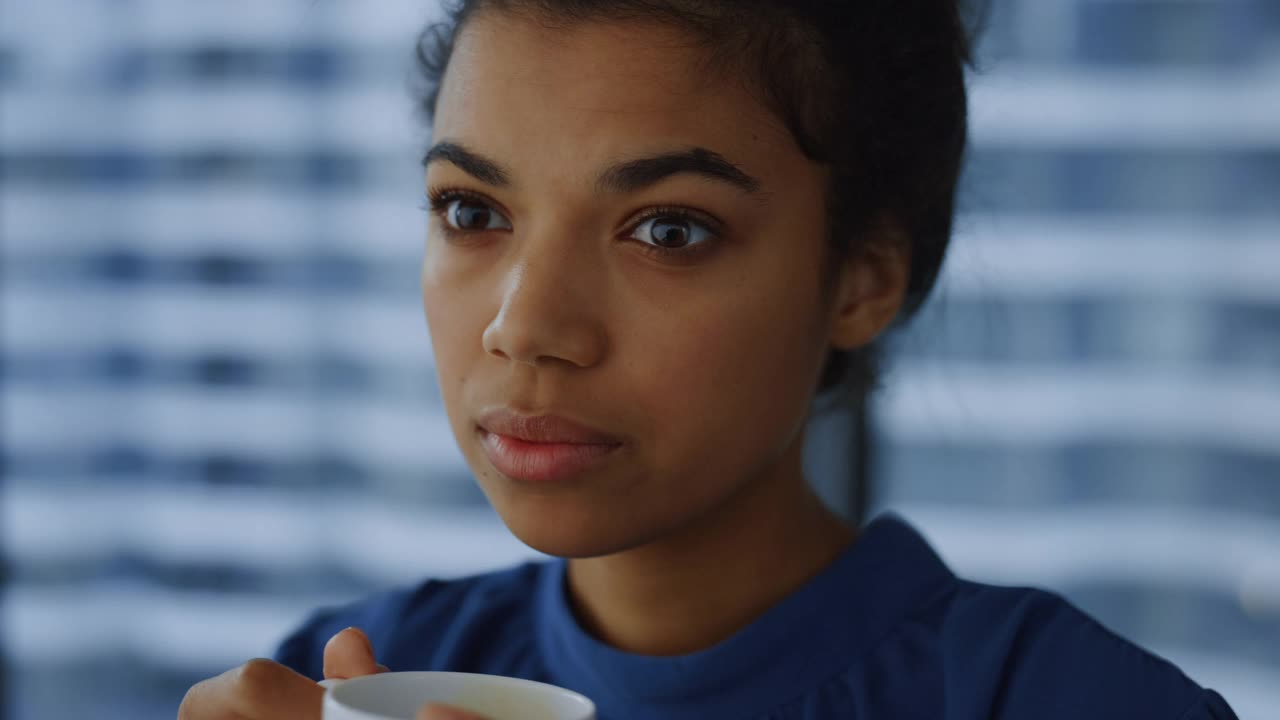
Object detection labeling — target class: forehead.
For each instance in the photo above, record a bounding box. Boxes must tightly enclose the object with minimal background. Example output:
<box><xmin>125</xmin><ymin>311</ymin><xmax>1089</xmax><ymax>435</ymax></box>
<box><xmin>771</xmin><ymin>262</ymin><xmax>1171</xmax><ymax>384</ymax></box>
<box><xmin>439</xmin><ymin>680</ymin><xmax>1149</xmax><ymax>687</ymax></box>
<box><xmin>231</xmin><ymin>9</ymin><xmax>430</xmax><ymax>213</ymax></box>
<box><xmin>432</xmin><ymin>11</ymin><xmax>805</xmax><ymax>184</ymax></box>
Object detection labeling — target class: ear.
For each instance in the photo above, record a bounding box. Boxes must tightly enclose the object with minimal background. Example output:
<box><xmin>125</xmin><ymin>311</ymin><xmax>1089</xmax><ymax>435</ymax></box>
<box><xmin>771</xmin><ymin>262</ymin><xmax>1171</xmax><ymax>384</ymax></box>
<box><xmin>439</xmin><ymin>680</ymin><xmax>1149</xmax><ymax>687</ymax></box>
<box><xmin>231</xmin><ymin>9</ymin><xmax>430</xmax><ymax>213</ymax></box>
<box><xmin>826</xmin><ymin>217</ymin><xmax>910</xmax><ymax>351</ymax></box>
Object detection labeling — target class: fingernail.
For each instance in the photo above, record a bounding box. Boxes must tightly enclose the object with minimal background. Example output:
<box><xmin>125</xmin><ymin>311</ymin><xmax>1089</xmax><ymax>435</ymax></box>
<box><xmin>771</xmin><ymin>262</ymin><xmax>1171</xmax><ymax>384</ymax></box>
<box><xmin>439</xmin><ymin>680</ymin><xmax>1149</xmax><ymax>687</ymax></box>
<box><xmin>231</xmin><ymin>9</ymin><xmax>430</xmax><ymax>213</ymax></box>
<box><xmin>356</xmin><ymin>630</ymin><xmax>375</xmax><ymax>657</ymax></box>
<box><xmin>339</xmin><ymin>627</ymin><xmax>373</xmax><ymax>656</ymax></box>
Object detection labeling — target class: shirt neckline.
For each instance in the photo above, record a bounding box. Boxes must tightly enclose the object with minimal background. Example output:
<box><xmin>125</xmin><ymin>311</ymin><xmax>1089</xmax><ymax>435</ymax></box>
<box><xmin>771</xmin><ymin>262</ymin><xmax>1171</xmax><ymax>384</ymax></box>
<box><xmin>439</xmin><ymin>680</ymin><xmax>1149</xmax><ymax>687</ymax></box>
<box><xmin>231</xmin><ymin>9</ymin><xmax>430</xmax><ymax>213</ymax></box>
<box><xmin>533</xmin><ymin>513</ymin><xmax>956</xmax><ymax>717</ymax></box>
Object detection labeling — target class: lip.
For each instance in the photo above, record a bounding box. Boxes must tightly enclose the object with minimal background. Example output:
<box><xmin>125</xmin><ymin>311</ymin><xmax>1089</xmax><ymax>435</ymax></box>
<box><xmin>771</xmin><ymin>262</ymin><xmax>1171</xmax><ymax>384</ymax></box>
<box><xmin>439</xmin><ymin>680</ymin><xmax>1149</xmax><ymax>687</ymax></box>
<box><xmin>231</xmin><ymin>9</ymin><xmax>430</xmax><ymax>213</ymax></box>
<box><xmin>476</xmin><ymin>408</ymin><xmax>623</xmax><ymax>483</ymax></box>
<box><xmin>477</xmin><ymin>408</ymin><xmax>622</xmax><ymax>444</ymax></box>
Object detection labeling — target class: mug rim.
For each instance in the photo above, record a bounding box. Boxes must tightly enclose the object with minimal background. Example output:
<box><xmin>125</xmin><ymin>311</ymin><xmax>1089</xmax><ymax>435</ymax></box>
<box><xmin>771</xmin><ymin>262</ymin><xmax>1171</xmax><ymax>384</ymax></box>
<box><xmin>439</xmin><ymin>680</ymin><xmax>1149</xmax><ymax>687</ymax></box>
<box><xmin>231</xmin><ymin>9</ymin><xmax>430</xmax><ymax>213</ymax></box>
<box><xmin>325</xmin><ymin>670</ymin><xmax>596</xmax><ymax>718</ymax></box>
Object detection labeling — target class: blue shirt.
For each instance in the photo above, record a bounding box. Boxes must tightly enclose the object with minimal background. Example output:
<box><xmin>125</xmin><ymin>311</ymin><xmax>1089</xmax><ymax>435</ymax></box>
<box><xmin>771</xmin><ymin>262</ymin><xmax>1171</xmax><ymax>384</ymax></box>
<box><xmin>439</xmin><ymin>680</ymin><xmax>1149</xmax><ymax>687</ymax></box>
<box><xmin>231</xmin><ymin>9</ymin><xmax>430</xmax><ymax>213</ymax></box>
<box><xmin>273</xmin><ymin>514</ymin><xmax>1238</xmax><ymax>719</ymax></box>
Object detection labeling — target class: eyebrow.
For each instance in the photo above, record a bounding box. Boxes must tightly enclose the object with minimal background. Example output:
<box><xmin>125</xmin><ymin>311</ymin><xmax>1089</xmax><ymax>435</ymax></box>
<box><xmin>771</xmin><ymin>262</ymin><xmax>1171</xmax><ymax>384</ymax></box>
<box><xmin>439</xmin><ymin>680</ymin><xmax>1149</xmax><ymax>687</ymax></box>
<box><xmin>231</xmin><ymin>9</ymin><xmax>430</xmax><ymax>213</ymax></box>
<box><xmin>422</xmin><ymin>142</ymin><xmax>510</xmax><ymax>186</ymax></box>
<box><xmin>422</xmin><ymin>141</ymin><xmax>762</xmax><ymax>194</ymax></box>
<box><xmin>598</xmin><ymin>147</ymin><xmax>761</xmax><ymax>194</ymax></box>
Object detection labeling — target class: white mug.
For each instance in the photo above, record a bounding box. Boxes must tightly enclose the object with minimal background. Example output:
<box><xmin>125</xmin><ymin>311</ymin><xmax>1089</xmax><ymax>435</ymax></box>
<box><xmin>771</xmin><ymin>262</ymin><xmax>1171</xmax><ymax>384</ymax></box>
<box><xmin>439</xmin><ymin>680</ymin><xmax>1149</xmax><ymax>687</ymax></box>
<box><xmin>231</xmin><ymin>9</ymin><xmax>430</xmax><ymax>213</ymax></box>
<box><xmin>319</xmin><ymin>671</ymin><xmax>596</xmax><ymax>720</ymax></box>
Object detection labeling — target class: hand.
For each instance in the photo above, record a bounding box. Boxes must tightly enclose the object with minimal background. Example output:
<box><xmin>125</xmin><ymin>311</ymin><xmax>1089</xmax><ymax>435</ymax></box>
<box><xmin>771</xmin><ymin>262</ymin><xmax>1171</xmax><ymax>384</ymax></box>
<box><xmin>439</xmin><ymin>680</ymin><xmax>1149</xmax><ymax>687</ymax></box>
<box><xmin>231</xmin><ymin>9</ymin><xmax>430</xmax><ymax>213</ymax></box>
<box><xmin>178</xmin><ymin>626</ymin><xmax>488</xmax><ymax>719</ymax></box>
<box><xmin>322</xmin><ymin>628</ymin><xmax>489</xmax><ymax>720</ymax></box>
<box><xmin>178</xmin><ymin>626</ymin><xmax>383</xmax><ymax>719</ymax></box>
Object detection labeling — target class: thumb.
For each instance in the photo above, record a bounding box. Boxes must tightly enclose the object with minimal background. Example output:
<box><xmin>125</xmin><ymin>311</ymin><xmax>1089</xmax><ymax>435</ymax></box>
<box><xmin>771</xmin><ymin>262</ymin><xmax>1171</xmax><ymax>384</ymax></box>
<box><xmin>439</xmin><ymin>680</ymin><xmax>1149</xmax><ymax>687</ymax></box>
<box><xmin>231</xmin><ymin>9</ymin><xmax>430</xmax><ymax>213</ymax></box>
<box><xmin>322</xmin><ymin>627</ymin><xmax>388</xmax><ymax>680</ymax></box>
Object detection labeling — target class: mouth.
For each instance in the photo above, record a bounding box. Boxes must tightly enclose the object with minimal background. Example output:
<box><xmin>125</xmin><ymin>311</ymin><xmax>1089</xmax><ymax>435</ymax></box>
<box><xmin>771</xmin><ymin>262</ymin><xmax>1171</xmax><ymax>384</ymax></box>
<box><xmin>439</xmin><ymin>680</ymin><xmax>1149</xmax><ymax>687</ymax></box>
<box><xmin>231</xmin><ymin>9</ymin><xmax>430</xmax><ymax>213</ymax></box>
<box><xmin>476</xmin><ymin>408</ymin><xmax>622</xmax><ymax>444</ymax></box>
<box><xmin>475</xmin><ymin>408</ymin><xmax>623</xmax><ymax>483</ymax></box>
<box><xmin>476</xmin><ymin>427</ymin><xmax>622</xmax><ymax>483</ymax></box>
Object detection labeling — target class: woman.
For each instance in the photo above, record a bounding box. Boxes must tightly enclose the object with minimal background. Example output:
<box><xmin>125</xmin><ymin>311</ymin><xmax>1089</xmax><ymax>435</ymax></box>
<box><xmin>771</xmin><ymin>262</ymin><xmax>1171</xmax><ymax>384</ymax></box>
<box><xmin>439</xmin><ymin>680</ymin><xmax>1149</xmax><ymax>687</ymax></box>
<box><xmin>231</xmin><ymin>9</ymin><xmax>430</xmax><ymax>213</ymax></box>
<box><xmin>179</xmin><ymin>1</ymin><xmax>1238</xmax><ymax>718</ymax></box>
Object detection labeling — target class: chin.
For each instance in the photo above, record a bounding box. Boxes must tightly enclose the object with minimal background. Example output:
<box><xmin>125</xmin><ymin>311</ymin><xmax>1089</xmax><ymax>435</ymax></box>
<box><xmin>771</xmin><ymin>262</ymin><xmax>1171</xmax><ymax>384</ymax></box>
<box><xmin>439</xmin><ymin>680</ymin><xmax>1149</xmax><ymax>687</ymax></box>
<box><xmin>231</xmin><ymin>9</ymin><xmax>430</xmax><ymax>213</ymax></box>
<box><xmin>491</xmin><ymin>494</ymin><xmax>647</xmax><ymax>559</ymax></box>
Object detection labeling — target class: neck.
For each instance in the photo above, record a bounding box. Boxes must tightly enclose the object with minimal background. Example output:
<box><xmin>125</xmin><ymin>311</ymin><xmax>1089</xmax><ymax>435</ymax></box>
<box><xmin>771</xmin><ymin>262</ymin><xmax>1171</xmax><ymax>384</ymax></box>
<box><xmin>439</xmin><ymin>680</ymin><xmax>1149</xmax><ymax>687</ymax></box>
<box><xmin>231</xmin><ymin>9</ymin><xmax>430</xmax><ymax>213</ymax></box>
<box><xmin>564</xmin><ymin>439</ymin><xmax>857</xmax><ymax>656</ymax></box>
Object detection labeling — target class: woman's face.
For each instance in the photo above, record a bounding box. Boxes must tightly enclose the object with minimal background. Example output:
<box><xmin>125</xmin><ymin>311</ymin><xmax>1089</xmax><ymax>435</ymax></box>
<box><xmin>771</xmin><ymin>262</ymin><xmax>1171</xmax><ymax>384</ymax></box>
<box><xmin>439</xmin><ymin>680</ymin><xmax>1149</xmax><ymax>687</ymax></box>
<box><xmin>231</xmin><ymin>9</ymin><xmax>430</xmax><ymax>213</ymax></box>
<box><xmin>423</xmin><ymin>12</ymin><xmax>863</xmax><ymax>557</ymax></box>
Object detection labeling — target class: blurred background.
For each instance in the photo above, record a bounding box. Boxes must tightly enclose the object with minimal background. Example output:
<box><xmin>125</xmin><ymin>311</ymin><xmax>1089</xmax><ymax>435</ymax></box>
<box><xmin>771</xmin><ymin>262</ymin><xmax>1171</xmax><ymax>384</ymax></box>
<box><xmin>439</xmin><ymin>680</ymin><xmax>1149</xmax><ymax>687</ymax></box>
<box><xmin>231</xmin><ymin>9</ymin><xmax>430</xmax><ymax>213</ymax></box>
<box><xmin>1</xmin><ymin>0</ymin><xmax>1277</xmax><ymax>718</ymax></box>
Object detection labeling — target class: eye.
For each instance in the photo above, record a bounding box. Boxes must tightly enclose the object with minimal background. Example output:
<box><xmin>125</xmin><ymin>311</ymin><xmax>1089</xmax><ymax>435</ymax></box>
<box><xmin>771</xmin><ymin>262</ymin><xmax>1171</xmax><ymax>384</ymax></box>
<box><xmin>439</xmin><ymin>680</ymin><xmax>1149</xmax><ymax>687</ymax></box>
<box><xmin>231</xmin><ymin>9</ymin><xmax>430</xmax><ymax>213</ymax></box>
<box><xmin>628</xmin><ymin>213</ymin><xmax>716</xmax><ymax>252</ymax></box>
<box><xmin>427</xmin><ymin>190</ymin><xmax>512</xmax><ymax>232</ymax></box>
<box><xmin>445</xmin><ymin>197</ymin><xmax>511</xmax><ymax>231</ymax></box>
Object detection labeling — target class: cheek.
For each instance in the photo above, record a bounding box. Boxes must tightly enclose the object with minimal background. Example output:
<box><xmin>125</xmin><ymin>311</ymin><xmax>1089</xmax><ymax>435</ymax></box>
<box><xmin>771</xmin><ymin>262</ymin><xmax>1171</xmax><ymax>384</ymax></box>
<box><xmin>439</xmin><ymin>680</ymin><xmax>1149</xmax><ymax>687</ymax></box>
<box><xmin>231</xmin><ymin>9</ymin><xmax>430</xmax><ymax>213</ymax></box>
<box><xmin>421</xmin><ymin>259</ymin><xmax>482</xmax><ymax>411</ymax></box>
<box><xmin>625</xmin><ymin>264</ymin><xmax>827</xmax><ymax>466</ymax></box>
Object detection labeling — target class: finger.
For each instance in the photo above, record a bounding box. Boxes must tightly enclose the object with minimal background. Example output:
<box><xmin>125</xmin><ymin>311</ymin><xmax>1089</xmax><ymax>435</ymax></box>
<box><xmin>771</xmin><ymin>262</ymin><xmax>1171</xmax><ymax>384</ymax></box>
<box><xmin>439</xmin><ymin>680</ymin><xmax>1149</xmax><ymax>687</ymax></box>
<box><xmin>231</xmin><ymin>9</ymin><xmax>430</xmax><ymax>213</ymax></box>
<box><xmin>180</xmin><ymin>658</ymin><xmax>323</xmax><ymax>720</ymax></box>
<box><xmin>416</xmin><ymin>703</ymin><xmax>492</xmax><ymax>720</ymax></box>
<box><xmin>322</xmin><ymin>627</ymin><xmax>383</xmax><ymax>680</ymax></box>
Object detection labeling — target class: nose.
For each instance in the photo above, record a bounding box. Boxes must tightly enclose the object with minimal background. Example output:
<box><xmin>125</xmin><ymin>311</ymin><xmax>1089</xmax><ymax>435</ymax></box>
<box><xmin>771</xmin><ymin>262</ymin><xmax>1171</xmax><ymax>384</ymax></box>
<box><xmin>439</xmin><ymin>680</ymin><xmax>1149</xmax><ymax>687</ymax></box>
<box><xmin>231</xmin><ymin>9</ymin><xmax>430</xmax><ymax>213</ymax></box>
<box><xmin>481</xmin><ymin>252</ymin><xmax>607</xmax><ymax>369</ymax></box>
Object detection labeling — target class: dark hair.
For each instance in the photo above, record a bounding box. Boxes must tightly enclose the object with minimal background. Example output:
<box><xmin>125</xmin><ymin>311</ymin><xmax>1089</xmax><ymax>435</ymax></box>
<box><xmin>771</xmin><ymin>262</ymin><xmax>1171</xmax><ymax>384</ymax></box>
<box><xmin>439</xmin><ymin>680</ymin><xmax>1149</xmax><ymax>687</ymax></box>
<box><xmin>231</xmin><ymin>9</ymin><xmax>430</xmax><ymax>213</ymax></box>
<box><xmin>413</xmin><ymin>0</ymin><xmax>973</xmax><ymax>406</ymax></box>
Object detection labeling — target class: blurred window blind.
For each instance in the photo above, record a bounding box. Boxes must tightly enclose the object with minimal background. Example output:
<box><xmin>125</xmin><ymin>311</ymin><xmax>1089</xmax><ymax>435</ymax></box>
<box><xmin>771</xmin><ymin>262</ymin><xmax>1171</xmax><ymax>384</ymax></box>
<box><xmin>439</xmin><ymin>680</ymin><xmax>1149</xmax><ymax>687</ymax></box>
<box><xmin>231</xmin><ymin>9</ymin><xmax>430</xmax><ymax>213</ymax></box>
<box><xmin>2</xmin><ymin>3</ymin><xmax>544</xmax><ymax>719</ymax></box>
<box><xmin>873</xmin><ymin>1</ymin><xmax>1280</xmax><ymax>717</ymax></box>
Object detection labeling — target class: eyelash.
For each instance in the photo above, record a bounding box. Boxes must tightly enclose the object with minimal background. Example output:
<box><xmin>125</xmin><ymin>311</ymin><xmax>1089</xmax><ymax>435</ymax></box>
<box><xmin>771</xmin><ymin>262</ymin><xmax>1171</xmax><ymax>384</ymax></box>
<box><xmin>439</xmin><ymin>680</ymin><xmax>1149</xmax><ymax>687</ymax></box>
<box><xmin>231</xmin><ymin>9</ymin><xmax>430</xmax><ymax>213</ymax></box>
<box><xmin>421</xmin><ymin>187</ymin><xmax>493</xmax><ymax>238</ymax></box>
<box><xmin>420</xmin><ymin>187</ymin><xmax>722</xmax><ymax>261</ymax></box>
